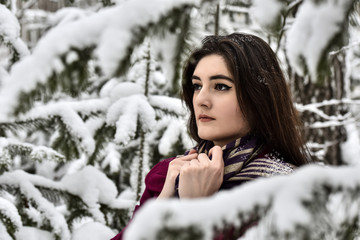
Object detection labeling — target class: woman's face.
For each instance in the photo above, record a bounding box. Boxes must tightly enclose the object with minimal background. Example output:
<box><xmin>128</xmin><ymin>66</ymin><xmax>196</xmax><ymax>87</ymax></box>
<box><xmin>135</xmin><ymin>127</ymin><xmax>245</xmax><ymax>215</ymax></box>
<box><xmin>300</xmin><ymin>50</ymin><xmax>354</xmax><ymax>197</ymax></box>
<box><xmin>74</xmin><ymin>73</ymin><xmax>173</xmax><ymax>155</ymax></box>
<box><xmin>192</xmin><ymin>54</ymin><xmax>250</xmax><ymax>147</ymax></box>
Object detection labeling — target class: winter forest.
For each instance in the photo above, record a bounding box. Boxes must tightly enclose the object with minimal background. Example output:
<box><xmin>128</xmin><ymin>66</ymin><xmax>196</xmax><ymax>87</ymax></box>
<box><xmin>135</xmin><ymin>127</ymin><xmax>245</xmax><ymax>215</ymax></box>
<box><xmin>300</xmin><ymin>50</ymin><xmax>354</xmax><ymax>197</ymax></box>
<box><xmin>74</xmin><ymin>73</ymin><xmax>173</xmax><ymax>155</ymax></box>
<box><xmin>1</xmin><ymin>0</ymin><xmax>360</xmax><ymax>239</ymax></box>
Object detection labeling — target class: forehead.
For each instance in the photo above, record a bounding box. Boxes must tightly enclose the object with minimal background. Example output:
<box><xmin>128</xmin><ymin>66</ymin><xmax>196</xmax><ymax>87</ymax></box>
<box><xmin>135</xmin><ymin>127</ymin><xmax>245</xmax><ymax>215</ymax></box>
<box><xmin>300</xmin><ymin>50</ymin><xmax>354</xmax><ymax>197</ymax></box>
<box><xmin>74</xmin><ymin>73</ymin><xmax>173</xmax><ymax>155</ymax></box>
<box><xmin>193</xmin><ymin>54</ymin><xmax>231</xmax><ymax>76</ymax></box>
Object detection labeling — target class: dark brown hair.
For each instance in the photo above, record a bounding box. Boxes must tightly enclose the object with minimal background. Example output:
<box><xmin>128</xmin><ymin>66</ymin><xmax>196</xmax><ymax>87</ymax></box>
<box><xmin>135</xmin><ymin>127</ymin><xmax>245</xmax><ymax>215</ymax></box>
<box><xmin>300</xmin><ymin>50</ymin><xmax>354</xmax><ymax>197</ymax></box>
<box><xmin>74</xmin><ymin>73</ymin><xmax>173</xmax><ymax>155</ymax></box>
<box><xmin>182</xmin><ymin>33</ymin><xmax>310</xmax><ymax>166</ymax></box>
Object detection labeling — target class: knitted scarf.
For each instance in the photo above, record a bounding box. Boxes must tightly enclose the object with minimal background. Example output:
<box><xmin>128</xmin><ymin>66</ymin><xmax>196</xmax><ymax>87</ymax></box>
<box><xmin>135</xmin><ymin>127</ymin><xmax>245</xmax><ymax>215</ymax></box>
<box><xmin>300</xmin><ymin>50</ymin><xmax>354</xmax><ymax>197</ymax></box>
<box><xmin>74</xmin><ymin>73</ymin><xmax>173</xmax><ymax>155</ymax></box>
<box><xmin>174</xmin><ymin>134</ymin><xmax>264</xmax><ymax>196</ymax></box>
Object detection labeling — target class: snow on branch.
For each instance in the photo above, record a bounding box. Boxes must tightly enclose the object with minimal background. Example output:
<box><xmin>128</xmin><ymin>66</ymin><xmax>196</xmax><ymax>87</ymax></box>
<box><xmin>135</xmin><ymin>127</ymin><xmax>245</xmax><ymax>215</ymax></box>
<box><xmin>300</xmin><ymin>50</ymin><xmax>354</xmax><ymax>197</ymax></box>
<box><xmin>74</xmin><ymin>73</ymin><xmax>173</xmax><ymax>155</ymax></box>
<box><xmin>0</xmin><ymin>0</ymin><xmax>199</xmax><ymax>120</ymax></box>
<box><xmin>286</xmin><ymin>0</ymin><xmax>354</xmax><ymax>79</ymax></box>
<box><xmin>0</xmin><ymin>137</ymin><xmax>65</xmax><ymax>165</ymax></box>
<box><xmin>250</xmin><ymin>0</ymin><xmax>284</xmax><ymax>30</ymax></box>
<box><xmin>149</xmin><ymin>95</ymin><xmax>187</xmax><ymax>116</ymax></box>
<box><xmin>0</xmin><ymin>166</ymin><xmax>133</xmax><ymax>239</ymax></box>
<box><xmin>20</xmin><ymin>99</ymin><xmax>111</xmax><ymax>155</ymax></box>
<box><xmin>0</xmin><ymin>4</ymin><xmax>30</xmax><ymax>59</ymax></box>
<box><xmin>0</xmin><ymin>197</ymin><xmax>22</xmax><ymax>235</ymax></box>
<box><xmin>0</xmin><ymin>170</ymin><xmax>71</xmax><ymax>239</ymax></box>
<box><xmin>124</xmin><ymin>164</ymin><xmax>360</xmax><ymax>239</ymax></box>
<box><xmin>107</xmin><ymin>94</ymin><xmax>156</xmax><ymax>145</ymax></box>
<box><xmin>295</xmin><ymin>98</ymin><xmax>360</xmax><ymax>128</ymax></box>
<box><xmin>158</xmin><ymin>118</ymin><xmax>185</xmax><ymax>155</ymax></box>
<box><xmin>221</xmin><ymin>5</ymin><xmax>249</xmax><ymax>14</ymax></box>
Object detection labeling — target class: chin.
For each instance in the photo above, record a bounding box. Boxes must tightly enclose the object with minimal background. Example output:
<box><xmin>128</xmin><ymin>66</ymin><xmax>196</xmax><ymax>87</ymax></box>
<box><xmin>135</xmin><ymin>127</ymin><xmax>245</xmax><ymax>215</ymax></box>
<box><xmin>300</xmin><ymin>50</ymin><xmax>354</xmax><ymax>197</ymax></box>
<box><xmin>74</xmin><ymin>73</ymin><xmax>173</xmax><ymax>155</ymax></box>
<box><xmin>197</xmin><ymin>133</ymin><xmax>213</xmax><ymax>141</ymax></box>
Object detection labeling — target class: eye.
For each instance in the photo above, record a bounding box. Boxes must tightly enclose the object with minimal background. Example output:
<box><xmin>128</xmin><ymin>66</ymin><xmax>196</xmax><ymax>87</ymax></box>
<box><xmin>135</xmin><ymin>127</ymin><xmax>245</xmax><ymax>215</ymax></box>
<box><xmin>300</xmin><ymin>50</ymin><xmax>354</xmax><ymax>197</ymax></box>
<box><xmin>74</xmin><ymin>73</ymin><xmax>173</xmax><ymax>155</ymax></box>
<box><xmin>215</xmin><ymin>83</ymin><xmax>231</xmax><ymax>91</ymax></box>
<box><xmin>192</xmin><ymin>83</ymin><xmax>202</xmax><ymax>91</ymax></box>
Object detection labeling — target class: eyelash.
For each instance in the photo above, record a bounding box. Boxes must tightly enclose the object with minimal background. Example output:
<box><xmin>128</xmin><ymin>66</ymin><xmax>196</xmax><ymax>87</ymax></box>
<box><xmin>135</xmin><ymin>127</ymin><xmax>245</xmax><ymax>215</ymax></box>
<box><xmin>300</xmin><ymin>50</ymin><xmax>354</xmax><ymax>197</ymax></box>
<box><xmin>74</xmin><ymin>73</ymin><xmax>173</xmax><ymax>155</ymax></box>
<box><xmin>215</xmin><ymin>83</ymin><xmax>231</xmax><ymax>91</ymax></box>
<box><xmin>192</xmin><ymin>83</ymin><xmax>202</xmax><ymax>91</ymax></box>
<box><xmin>192</xmin><ymin>83</ymin><xmax>232</xmax><ymax>91</ymax></box>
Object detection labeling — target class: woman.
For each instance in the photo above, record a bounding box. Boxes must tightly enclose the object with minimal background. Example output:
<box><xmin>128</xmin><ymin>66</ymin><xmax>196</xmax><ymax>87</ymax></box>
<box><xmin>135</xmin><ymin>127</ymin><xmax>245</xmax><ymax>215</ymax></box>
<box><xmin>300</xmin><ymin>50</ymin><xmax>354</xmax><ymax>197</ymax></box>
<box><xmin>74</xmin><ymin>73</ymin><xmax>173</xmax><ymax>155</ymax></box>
<box><xmin>111</xmin><ymin>32</ymin><xmax>310</xmax><ymax>239</ymax></box>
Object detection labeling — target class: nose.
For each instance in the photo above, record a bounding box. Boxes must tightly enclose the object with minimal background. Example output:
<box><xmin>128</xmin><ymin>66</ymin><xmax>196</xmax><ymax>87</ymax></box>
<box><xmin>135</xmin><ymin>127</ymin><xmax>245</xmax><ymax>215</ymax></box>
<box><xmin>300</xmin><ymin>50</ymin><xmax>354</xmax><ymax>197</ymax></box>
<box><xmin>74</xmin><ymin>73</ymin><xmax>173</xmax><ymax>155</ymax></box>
<box><xmin>193</xmin><ymin>87</ymin><xmax>211</xmax><ymax>109</ymax></box>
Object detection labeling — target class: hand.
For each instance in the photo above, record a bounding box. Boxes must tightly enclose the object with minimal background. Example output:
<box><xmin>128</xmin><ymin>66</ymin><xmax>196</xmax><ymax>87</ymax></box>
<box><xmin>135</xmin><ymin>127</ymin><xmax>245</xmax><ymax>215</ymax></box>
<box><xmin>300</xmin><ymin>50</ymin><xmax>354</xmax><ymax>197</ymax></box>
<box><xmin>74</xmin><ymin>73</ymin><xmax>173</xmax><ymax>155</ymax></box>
<box><xmin>178</xmin><ymin>146</ymin><xmax>224</xmax><ymax>199</ymax></box>
<box><xmin>158</xmin><ymin>149</ymin><xmax>198</xmax><ymax>199</ymax></box>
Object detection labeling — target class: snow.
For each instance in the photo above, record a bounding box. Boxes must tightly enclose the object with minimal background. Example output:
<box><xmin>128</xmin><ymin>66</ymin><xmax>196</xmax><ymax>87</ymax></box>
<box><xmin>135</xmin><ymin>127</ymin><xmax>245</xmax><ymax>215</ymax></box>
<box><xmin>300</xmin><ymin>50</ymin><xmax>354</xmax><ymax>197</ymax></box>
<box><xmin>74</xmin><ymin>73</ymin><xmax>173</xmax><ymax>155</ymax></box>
<box><xmin>124</xmin><ymin>163</ymin><xmax>360</xmax><ymax>239</ymax></box>
<box><xmin>250</xmin><ymin>0</ymin><xmax>283</xmax><ymax>29</ymax></box>
<box><xmin>0</xmin><ymin>197</ymin><xmax>22</xmax><ymax>229</ymax></box>
<box><xmin>71</xmin><ymin>221</ymin><xmax>115</xmax><ymax>240</ymax></box>
<box><xmin>0</xmin><ymin>4</ymin><xmax>21</xmax><ymax>42</ymax></box>
<box><xmin>48</xmin><ymin>7</ymin><xmax>93</xmax><ymax>27</ymax></box>
<box><xmin>286</xmin><ymin>0</ymin><xmax>354</xmax><ymax>79</ymax></box>
<box><xmin>295</xmin><ymin>98</ymin><xmax>360</xmax><ymax>129</ymax></box>
<box><xmin>61</xmin><ymin>165</ymin><xmax>117</xmax><ymax>207</ymax></box>
<box><xmin>0</xmin><ymin>170</ymin><xmax>71</xmax><ymax>239</ymax></box>
<box><xmin>0</xmin><ymin>64</ymin><xmax>8</xmax><ymax>81</ymax></box>
<box><xmin>15</xmin><ymin>227</ymin><xmax>53</xmax><ymax>240</ymax></box>
<box><xmin>149</xmin><ymin>95</ymin><xmax>187</xmax><ymax>116</ymax></box>
<box><xmin>101</xmin><ymin>142</ymin><xmax>121</xmax><ymax>173</ymax></box>
<box><xmin>341</xmin><ymin>123</ymin><xmax>360</xmax><ymax>165</ymax></box>
<box><xmin>22</xmin><ymin>99</ymin><xmax>112</xmax><ymax>155</ymax></box>
<box><xmin>0</xmin><ymin>223</ymin><xmax>13</xmax><ymax>240</ymax></box>
<box><xmin>108</xmin><ymin>82</ymin><xmax>144</xmax><ymax>102</ymax></box>
<box><xmin>0</xmin><ymin>167</ymin><xmax>132</xmax><ymax>239</ymax></box>
<box><xmin>96</xmin><ymin>0</ymin><xmax>199</xmax><ymax>76</ymax></box>
<box><xmin>107</xmin><ymin>94</ymin><xmax>156</xmax><ymax>144</ymax></box>
<box><xmin>0</xmin><ymin>137</ymin><xmax>65</xmax><ymax>164</ymax></box>
<box><xmin>158</xmin><ymin>118</ymin><xmax>183</xmax><ymax>155</ymax></box>
<box><xmin>61</xmin><ymin>167</ymin><xmax>111</xmax><ymax>223</ymax></box>
<box><xmin>0</xmin><ymin>4</ymin><xmax>30</xmax><ymax>59</ymax></box>
<box><xmin>24</xmin><ymin>204</ymin><xmax>44</xmax><ymax>225</ymax></box>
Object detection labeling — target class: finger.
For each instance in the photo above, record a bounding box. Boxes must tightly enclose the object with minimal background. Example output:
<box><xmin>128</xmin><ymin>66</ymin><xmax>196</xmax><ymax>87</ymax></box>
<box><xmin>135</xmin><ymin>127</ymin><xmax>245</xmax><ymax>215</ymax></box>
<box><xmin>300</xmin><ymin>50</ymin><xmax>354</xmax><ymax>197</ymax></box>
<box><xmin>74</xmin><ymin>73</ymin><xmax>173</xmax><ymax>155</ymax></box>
<box><xmin>188</xmin><ymin>148</ymin><xmax>198</xmax><ymax>154</ymax></box>
<box><xmin>209</xmin><ymin>146</ymin><xmax>223</xmax><ymax>166</ymax></box>
<box><xmin>171</xmin><ymin>154</ymin><xmax>198</xmax><ymax>170</ymax></box>
<box><xmin>189</xmin><ymin>159</ymin><xmax>200</xmax><ymax>165</ymax></box>
<box><xmin>197</xmin><ymin>153</ymin><xmax>210</xmax><ymax>165</ymax></box>
<box><xmin>177</xmin><ymin>153</ymin><xmax>198</xmax><ymax>162</ymax></box>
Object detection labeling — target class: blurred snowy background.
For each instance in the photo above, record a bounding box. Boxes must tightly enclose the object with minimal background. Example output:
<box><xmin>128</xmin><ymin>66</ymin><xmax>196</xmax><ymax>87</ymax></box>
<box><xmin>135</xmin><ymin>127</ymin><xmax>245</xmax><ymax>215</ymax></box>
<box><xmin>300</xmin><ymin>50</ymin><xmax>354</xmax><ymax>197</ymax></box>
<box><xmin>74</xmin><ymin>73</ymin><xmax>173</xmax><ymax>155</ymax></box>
<box><xmin>0</xmin><ymin>0</ymin><xmax>360</xmax><ymax>239</ymax></box>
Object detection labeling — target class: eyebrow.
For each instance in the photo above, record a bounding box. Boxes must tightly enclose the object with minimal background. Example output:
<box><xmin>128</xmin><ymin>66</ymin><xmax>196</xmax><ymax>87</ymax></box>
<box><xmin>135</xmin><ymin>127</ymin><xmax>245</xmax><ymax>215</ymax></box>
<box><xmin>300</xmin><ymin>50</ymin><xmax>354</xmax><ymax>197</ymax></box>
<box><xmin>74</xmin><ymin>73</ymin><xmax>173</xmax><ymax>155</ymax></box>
<box><xmin>192</xmin><ymin>74</ymin><xmax>234</xmax><ymax>82</ymax></box>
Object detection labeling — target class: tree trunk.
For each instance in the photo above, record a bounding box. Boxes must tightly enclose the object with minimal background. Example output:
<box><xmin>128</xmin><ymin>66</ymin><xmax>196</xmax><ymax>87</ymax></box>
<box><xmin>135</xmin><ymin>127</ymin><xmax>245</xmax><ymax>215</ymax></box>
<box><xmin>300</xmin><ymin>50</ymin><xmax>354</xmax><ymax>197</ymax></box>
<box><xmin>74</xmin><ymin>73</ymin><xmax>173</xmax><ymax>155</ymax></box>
<box><xmin>289</xmin><ymin>52</ymin><xmax>348</xmax><ymax>165</ymax></box>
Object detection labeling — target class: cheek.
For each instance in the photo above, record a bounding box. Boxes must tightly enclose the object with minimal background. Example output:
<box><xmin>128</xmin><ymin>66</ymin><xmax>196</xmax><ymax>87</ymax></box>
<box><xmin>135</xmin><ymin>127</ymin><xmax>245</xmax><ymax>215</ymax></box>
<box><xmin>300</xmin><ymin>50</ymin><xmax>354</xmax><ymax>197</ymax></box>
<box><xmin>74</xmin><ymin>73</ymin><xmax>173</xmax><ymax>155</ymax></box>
<box><xmin>229</xmin><ymin>106</ymin><xmax>248</xmax><ymax>126</ymax></box>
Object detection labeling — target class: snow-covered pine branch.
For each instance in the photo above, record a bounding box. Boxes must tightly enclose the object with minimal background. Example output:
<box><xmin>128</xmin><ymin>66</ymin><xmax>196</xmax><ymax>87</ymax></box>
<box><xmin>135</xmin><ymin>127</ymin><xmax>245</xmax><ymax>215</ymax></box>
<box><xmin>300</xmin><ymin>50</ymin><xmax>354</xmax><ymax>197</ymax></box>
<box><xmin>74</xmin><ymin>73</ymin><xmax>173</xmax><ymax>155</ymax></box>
<box><xmin>0</xmin><ymin>166</ymin><xmax>133</xmax><ymax>239</ymax></box>
<box><xmin>0</xmin><ymin>4</ymin><xmax>30</xmax><ymax>62</ymax></box>
<box><xmin>0</xmin><ymin>137</ymin><xmax>65</xmax><ymax>172</ymax></box>
<box><xmin>0</xmin><ymin>170</ymin><xmax>71</xmax><ymax>239</ymax></box>
<box><xmin>286</xmin><ymin>0</ymin><xmax>355</xmax><ymax>80</ymax></box>
<box><xmin>124</xmin><ymin>163</ymin><xmax>360</xmax><ymax>240</ymax></box>
<box><xmin>295</xmin><ymin>99</ymin><xmax>360</xmax><ymax>128</ymax></box>
<box><xmin>250</xmin><ymin>0</ymin><xmax>357</xmax><ymax>81</ymax></box>
<box><xmin>0</xmin><ymin>196</ymin><xmax>22</xmax><ymax>239</ymax></box>
<box><xmin>149</xmin><ymin>95</ymin><xmax>187</xmax><ymax>117</ymax></box>
<box><xmin>21</xmin><ymin>99</ymin><xmax>111</xmax><ymax>156</ymax></box>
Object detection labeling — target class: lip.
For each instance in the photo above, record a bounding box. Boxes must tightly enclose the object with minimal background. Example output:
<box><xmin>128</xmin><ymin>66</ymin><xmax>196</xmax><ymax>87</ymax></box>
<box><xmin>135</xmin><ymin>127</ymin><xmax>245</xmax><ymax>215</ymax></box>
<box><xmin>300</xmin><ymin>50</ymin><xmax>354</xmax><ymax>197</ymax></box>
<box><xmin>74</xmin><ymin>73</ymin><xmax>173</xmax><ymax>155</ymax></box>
<box><xmin>198</xmin><ymin>114</ymin><xmax>215</xmax><ymax>122</ymax></box>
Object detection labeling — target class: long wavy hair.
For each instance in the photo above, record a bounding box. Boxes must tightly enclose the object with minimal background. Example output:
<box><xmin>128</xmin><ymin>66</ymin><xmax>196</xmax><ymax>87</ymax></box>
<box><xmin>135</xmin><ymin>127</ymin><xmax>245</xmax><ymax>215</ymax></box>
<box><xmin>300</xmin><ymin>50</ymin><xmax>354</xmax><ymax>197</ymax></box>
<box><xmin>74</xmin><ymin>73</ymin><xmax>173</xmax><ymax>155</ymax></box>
<box><xmin>181</xmin><ymin>33</ymin><xmax>310</xmax><ymax>166</ymax></box>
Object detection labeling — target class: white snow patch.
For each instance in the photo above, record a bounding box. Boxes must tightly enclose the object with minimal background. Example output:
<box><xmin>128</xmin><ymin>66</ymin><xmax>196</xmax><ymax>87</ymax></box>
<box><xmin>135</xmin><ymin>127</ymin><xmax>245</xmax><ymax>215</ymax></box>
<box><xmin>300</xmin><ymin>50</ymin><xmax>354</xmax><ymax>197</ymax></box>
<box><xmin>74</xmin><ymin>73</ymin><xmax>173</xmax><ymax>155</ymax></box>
<box><xmin>0</xmin><ymin>197</ymin><xmax>22</xmax><ymax>229</ymax></box>
<box><xmin>0</xmin><ymin>4</ymin><xmax>20</xmax><ymax>41</ymax></box>
<box><xmin>60</xmin><ymin>165</ymin><xmax>118</xmax><ymax>207</ymax></box>
<box><xmin>71</xmin><ymin>221</ymin><xmax>115</xmax><ymax>240</ymax></box>
<box><xmin>341</xmin><ymin>123</ymin><xmax>360</xmax><ymax>165</ymax></box>
<box><xmin>15</xmin><ymin>227</ymin><xmax>53</xmax><ymax>240</ymax></box>
<box><xmin>250</xmin><ymin>0</ymin><xmax>283</xmax><ymax>29</ymax></box>
<box><xmin>0</xmin><ymin>4</ymin><xmax>30</xmax><ymax>59</ymax></box>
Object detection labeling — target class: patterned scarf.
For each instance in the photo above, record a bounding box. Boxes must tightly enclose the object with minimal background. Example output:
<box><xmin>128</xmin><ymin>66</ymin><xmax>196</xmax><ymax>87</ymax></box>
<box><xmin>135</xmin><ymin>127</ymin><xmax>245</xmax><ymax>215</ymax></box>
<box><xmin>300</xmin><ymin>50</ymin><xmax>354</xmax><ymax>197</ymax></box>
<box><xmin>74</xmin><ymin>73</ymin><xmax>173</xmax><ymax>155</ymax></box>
<box><xmin>174</xmin><ymin>134</ymin><xmax>264</xmax><ymax>196</ymax></box>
